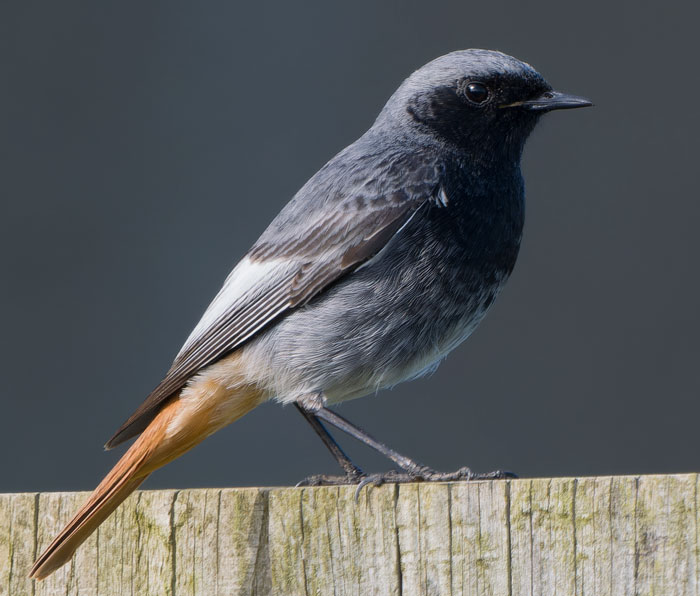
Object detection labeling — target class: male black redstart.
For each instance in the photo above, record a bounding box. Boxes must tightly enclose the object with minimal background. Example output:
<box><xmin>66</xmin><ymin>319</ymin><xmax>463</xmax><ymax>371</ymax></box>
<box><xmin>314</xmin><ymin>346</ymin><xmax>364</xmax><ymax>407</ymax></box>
<box><xmin>30</xmin><ymin>49</ymin><xmax>590</xmax><ymax>579</ymax></box>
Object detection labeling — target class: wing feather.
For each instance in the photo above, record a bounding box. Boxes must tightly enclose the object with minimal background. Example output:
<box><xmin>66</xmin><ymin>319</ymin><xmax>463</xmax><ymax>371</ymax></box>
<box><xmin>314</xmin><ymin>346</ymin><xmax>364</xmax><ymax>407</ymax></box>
<box><xmin>106</xmin><ymin>152</ymin><xmax>441</xmax><ymax>448</ymax></box>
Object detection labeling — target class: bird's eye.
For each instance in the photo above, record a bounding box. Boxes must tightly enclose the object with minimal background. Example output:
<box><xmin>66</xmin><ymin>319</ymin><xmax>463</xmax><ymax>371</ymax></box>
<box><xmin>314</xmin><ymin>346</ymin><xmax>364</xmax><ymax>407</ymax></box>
<box><xmin>465</xmin><ymin>82</ymin><xmax>489</xmax><ymax>104</ymax></box>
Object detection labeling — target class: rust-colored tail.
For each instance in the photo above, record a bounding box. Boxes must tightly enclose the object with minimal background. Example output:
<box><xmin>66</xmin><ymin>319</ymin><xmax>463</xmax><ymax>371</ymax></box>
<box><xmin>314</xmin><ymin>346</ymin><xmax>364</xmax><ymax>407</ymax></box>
<box><xmin>29</xmin><ymin>360</ymin><xmax>264</xmax><ymax>580</ymax></box>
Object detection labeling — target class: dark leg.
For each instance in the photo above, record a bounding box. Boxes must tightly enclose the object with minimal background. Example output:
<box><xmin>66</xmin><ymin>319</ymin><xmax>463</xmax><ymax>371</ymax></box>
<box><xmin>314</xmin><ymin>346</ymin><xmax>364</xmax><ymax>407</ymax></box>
<box><xmin>312</xmin><ymin>405</ymin><xmax>430</xmax><ymax>477</ymax></box>
<box><xmin>294</xmin><ymin>404</ymin><xmax>364</xmax><ymax>484</ymax></box>
<box><xmin>296</xmin><ymin>399</ymin><xmax>515</xmax><ymax>487</ymax></box>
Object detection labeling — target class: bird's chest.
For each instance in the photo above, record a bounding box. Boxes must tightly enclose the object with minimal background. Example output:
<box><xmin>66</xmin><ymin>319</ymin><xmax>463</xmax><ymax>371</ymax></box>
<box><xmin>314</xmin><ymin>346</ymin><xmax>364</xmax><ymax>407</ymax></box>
<box><xmin>362</xmin><ymin>177</ymin><xmax>523</xmax><ymax>368</ymax></box>
<box><xmin>379</xmin><ymin>184</ymin><xmax>525</xmax><ymax>383</ymax></box>
<box><xmin>446</xmin><ymin>163</ymin><xmax>525</xmax><ymax>268</ymax></box>
<box><xmin>410</xmin><ymin>170</ymin><xmax>525</xmax><ymax>304</ymax></box>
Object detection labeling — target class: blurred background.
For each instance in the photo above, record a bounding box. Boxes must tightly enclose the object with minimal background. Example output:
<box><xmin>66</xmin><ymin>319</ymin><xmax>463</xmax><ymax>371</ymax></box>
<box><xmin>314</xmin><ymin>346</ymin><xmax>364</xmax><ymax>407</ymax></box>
<box><xmin>2</xmin><ymin>1</ymin><xmax>698</xmax><ymax>493</ymax></box>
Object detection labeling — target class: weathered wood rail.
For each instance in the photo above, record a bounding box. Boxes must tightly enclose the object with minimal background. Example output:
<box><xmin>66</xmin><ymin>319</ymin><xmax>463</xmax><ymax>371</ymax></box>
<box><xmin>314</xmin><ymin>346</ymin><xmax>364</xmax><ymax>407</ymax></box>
<box><xmin>1</xmin><ymin>474</ymin><xmax>697</xmax><ymax>595</ymax></box>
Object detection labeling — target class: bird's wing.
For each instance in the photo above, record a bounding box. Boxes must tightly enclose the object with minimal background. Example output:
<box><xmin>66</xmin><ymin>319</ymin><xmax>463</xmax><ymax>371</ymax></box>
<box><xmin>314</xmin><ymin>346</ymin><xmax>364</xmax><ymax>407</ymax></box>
<box><xmin>106</xmin><ymin>155</ymin><xmax>441</xmax><ymax>448</ymax></box>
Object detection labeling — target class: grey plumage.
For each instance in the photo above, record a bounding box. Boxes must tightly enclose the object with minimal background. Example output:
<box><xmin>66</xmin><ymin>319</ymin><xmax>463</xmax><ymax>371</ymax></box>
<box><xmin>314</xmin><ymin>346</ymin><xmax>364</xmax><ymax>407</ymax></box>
<box><xmin>31</xmin><ymin>49</ymin><xmax>591</xmax><ymax>582</ymax></box>
<box><xmin>107</xmin><ymin>49</ymin><xmax>590</xmax><ymax>447</ymax></box>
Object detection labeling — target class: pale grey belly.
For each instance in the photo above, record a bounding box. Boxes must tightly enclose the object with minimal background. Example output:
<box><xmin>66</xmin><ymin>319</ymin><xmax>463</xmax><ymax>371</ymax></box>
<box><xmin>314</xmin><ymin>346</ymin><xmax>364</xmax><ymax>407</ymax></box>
<box><xmin>321</xmin><ymin>305</ymin><xmax>490</xmax><ymax>404</ymax></box>
<box><xmin>240</xmin><ymin>257</ymin><xmax>505</xmax><ymax>405</ymax></box>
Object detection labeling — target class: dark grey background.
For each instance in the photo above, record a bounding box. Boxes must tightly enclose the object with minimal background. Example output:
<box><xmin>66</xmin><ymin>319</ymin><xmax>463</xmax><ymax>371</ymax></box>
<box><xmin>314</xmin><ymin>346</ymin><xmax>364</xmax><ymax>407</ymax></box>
<box><xmin>2</xmin><ymin>1</ymin><xmax>698</xmax><ymax>493</ymax></box>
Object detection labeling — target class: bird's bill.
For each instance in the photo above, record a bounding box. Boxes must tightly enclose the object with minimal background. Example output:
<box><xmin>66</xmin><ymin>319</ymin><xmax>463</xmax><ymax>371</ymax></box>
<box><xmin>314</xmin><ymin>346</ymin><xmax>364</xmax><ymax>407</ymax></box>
<box><xmin>501</xmin><ymin>91</ymin><xmax>593</xmax><ymax>112</ymax></box>
<box><xmin>523</xmin><ymin>90</ymin><xmax>592</xmax><ymax>111</ymax></box>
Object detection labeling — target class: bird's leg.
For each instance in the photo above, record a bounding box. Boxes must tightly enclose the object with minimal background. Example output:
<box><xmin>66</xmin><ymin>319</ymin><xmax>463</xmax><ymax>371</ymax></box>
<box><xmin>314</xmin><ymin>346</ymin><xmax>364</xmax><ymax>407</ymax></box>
<box><xmin>294</xmin><ymin>403</ymin><xmax>364</xmax><ymax>486</ymax></box>
<box><xmin>311</xmin><ymin>404</ymin><xmax>432</xmax><ymax>477</ymax></box>
<box><xmin>296</xmin><ymin>396</ymin><xmax>516</xmax><ymax>488</ymax></box>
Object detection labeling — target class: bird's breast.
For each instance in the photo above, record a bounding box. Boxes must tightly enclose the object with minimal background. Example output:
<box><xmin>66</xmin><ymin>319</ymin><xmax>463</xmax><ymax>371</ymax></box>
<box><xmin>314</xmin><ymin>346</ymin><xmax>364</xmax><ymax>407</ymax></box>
<box><xmin>246</xmin><ymin>171</ymin><xmax>526</xmax><ymax>405</ymax></box>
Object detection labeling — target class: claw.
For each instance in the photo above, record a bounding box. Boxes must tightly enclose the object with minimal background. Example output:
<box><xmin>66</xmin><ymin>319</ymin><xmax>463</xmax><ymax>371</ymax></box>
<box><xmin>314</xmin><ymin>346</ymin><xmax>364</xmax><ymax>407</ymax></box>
<box><xmin>353</xmin><ymin>473</ymin><xmax>394</xmax><ymax>502</ymax></box>
<box><xmin>354</xmin><ymin>477</ymin><xmax>374</xmax><ymax>502</ymax></box>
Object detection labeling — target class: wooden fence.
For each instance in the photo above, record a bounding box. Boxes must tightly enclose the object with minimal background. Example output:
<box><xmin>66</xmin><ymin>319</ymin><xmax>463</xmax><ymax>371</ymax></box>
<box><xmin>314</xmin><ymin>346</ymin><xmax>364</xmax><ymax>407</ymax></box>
<box><xmin>2</xmin><ymin>474</ymin><xmax>697</xmax><ymax>595</ymax></box>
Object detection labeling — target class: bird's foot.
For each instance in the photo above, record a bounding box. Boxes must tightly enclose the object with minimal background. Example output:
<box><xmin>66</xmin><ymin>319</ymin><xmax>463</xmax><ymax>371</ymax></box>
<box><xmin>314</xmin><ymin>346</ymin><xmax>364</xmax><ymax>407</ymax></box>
<box><xmin>351</xmin><ymin>467</ymin><xmax>516</xmax><ymax>501</ymax></box>
<box><xmin>295</xmin><ymin>471</ymin><xmax>365</xmax><ymax>487</ymax></box>
<box><xmin>296</xmin><ymin>467</ymin><xmax>517</xmax><ymax>502</ymax></box>
<box><xmin>419</xmin><ymin>467</ymin><xmax>518</xmax><ymax>482</ymax></box>
<box><xmin>354</xmin><ymin>466</ymin><xmax>516</xmax><ymax>490</ymax></box>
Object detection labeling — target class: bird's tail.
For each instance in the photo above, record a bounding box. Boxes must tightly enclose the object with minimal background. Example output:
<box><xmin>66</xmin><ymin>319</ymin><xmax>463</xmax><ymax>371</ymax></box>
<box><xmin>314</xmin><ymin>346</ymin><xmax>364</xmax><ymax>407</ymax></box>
<box><xmin>29</xmin><ymin>358</ymin><xmax>265</xmax><ymax>580</ymax></box>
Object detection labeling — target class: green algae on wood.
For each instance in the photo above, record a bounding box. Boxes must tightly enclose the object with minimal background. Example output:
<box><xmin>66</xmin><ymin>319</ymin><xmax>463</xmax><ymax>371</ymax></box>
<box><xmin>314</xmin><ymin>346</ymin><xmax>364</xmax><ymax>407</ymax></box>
<box><xmin>4</xmin><ymin>474</ymin><xmax>699</xmax><ymax>595</ymax></box>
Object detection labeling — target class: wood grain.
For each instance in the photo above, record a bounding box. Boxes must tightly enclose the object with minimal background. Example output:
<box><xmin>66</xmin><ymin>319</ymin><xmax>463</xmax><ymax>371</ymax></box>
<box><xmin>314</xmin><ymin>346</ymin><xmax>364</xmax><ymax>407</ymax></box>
<box><xmin>3</xmin><ymin>474</ymin><xmax>698</xmax><ymax>595</ymax></box>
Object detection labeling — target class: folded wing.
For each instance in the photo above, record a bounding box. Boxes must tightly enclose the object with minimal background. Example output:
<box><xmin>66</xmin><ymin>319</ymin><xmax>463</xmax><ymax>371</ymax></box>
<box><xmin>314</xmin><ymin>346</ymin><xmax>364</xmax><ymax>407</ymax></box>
<box><xmin>106</xmin><ymin>154</ymin><xmax>441</xmax><ymax>448</ymax></box>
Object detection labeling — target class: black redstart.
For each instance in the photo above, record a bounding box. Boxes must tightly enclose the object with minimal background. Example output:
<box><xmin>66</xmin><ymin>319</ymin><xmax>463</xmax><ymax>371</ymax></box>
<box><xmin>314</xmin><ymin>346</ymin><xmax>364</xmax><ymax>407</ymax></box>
<box><xmin>30</xmin><ymin>49</ymin><xmax>590</xmax><ymax>579</ymax></box>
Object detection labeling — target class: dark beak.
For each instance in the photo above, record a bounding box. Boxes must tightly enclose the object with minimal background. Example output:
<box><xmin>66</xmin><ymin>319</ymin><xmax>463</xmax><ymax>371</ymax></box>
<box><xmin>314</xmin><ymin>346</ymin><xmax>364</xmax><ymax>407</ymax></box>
<box><xmin>520</xmin><ymin>90</ymin><xmax>593</xmax><ymax>112</ymax></box>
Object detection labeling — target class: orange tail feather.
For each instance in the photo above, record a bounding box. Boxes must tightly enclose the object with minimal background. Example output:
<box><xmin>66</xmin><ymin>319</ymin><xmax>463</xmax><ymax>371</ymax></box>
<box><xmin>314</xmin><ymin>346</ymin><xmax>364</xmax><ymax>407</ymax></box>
<box><xmin>30</xmin><ymin>363</ymin><xmax>264</xmax><ymax>580</ymax></box>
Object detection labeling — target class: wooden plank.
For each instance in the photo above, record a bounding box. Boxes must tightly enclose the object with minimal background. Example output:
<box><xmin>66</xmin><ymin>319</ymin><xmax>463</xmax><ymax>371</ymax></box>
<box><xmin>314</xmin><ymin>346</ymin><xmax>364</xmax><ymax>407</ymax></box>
<box><xmin>215</xmin><ymin>487</ymin><xmax>271</xmax><ymax>596</ymax></box>
<box><xmin>635</xmin><ymin>474</ymin><xmax>698</xmax><ymax>596</ymax></box>
<box><xmin>449</xmin><ymin>479</ymin><xmax>510</xmax><ymax>595</ymax></box>
<box><xmin>609</xmin><ymin>475</ymin><xmax>637</xmax><ymax>596</ymax></box>
<box><xmin>171</xmin><ymin>487</ymin><xmax>271</xmax><ymax>596</ymax></box>
<box><xmin>2</xmin><ymin>474</ymin><xmax>698</xmax><ymax>595</ymax></box>
<box><xmin>35</xmin><ymin>490</ymin><xmax>98</xmax><ymax>596</ymax></box>
<box><xmin>267</xmin><ymin>483</ymin><xmax>305</xmax><ymax>594</ymax></box>
<box><xmin>574</xmin><ymin>475</ymin><xmax>613</xmax><ymax>595</ymax></box>
<box><xmin>395</xmin><ymin>482</ymin><xmax>452</xmax><ymax>595</ymax></box>
<box><xmin>0</xmin><ymin>492</ymin><xmax>37</xmax><ymax>596</ymax></box>
<box><xmin>298</xmin><ymin>484</ymin><xmax>401</xmax><ymax>596</ymax></box>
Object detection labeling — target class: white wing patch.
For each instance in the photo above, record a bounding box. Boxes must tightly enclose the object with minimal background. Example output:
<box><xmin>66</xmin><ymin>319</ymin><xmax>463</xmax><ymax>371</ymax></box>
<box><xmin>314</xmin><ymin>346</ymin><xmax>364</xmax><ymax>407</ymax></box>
<box><xmin>437</xmin><ymin>186</ymin><xmax>449</xmax><ymax>207</ymax></box>
<box><xmin>177</xmin><ymin>257</ymin><xmax>292</xmax><ymax>359</ymax></box>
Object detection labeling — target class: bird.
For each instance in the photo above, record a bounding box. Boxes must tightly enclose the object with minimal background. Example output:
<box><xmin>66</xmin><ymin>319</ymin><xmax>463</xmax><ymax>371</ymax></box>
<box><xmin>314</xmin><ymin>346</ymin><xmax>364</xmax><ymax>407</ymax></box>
<box><xmin>29</xmin><ymin>49</ymin><xmax>591</xmax><ymax>580</ymax></box>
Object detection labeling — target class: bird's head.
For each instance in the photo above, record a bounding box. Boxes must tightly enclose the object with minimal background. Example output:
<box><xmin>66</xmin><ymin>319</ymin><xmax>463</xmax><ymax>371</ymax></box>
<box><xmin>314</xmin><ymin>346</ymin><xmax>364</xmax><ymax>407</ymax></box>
<box><xmin>379</xmin><ymin>49</ymin><xmax>591</xmax><ymax>159</ymax></box>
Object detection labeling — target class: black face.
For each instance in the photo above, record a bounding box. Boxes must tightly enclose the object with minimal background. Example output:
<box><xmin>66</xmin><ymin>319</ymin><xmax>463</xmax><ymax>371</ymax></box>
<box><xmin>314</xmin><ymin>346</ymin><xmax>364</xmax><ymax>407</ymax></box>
<box><xmin>406</xmin><ymin>72</ymin><xmax>553</xmax><ymax>156</ymax></box>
